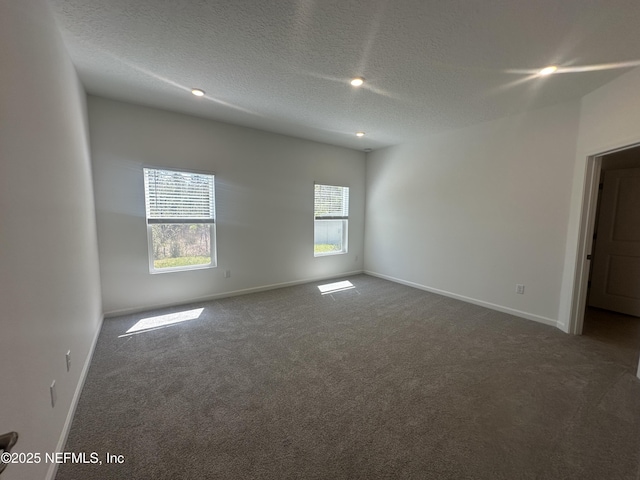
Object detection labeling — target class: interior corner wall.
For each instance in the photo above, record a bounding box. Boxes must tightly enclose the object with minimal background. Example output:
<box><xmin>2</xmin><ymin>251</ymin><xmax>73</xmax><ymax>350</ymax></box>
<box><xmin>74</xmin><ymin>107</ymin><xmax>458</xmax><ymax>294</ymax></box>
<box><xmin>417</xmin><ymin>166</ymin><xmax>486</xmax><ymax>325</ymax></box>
<box><xmin>88</xmin><ymin>96</ymin><xmax>366</xmax><ymax>315</ymax></box>
<box><xmin>0</xmin><ymin>2</ymin><xmax>103</xmax><ymax>479</ymax></box>
<box><xmin>559</xmin><ymin>66</ymin><xmax>640</xmax><ymax>332</ymax></box>
<box><xmin>364</xmin><ymin>100</ymin><xmax>581</xmax><ymax>326</ymax></box>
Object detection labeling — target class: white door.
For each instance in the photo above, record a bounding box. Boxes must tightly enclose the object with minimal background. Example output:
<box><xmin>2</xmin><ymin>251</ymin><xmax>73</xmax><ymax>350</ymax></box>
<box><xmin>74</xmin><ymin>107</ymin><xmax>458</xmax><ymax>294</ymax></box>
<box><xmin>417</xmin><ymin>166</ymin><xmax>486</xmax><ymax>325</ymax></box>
<box><xmin>588</xmin><ymin>168</ymin><xmax>640</xmax><ymax>317</ymax></box>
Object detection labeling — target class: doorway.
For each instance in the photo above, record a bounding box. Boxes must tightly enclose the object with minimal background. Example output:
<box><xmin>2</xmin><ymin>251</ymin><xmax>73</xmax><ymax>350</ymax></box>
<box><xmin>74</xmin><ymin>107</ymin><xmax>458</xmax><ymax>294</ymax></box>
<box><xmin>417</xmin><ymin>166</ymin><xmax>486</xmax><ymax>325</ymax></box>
<box><xmin>579</xmin><ymin>146</ymin><xmax>640</xmax><ymax>374</ymax></box>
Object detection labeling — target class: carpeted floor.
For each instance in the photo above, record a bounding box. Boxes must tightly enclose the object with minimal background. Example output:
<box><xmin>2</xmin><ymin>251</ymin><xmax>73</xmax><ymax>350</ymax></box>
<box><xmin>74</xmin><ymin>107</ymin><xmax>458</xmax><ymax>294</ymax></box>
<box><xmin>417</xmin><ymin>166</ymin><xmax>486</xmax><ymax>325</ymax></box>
<box><xmin>56</xmin><ymin>274</ymin><xmax>640</xmax><ymax>480</ymax></box>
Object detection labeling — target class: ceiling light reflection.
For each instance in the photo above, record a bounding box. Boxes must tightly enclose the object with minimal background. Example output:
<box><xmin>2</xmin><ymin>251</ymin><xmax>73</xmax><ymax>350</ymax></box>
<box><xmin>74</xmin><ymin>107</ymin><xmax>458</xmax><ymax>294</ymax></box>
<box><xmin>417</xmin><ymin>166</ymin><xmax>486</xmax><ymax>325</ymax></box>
<box><xmin>538</xmin><ymin>66</ymin><xmax>557</xmax><ymax>76</ymax></box>
<box><xmin>506</xmin><ymin>59</ymin><xmax>640</xmax><ymax>76</ymax></box>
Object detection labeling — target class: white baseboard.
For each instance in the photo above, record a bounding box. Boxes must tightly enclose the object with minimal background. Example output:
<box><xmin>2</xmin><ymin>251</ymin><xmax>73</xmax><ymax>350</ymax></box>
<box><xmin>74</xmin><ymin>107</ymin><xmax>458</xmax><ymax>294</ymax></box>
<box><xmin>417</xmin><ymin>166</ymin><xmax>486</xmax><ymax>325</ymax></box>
<box><xmin>46</xmin><ymin>314</ymin><xmax>104</xmax><ymax>480</ymax></box>
<box><xmin>104</xmin><ymin>270</ymin><xmax>365</xmax><ymax>317</ymax></box>
<box><xmin>365</xmin><ymin>270</ymin><xmax>558</xmax><ymax>328</ymax></box>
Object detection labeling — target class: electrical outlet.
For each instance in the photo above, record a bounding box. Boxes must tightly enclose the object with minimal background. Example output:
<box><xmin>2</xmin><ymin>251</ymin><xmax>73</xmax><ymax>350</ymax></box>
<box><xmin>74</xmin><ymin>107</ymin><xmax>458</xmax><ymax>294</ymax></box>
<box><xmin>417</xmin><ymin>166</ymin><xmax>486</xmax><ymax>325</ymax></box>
<box><xmin>516</xmin><ymin>284</ymin><xmax>525</xmax><ymax>294</ymax></box>
<box><xmin>50</xmin><ymin>381</ymin><xmax>57</xmax><ymax>408</ymax></box>
<box><xmin>66</xmin><ymin>350</ymin><xmax>71</xmax><ymax>372</ymax></box>
<box><xmin>224</xmin><ymin>270</ymin><xmax>231</xmax><ymax>278</ymax></box>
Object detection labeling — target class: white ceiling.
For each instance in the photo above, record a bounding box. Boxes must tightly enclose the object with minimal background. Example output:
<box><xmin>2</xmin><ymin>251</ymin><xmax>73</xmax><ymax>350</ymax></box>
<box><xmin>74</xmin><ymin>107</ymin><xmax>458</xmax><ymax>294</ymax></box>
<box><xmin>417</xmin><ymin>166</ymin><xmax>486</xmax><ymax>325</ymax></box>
<box><xmin>49</xmin><ymin>0</ymin><xmax>640</xmax><ymax>151</ymax></box>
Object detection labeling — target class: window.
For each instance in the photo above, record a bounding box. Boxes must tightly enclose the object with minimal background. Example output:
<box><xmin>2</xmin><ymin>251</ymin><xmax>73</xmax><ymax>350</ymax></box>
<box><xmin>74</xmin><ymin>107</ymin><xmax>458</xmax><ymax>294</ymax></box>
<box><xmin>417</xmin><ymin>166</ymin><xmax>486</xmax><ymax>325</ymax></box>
<box><xmin>314</xmin><ymin>183</ymin><xmax>349</xmax><ymax>256</ymax></box>
<box><xmin>143</xmin><ymin>168</ymin><xmax>216</xmax><ymax>273</ymax></box>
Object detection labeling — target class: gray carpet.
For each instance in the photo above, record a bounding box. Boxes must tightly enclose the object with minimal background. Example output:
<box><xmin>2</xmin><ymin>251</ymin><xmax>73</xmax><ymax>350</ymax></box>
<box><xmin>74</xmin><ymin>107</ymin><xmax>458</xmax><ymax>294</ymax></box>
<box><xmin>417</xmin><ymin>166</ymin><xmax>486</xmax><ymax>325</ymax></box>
<box><xmin>56</xmin><ymin>274</ymin><xmax>640</xmax><ymax>479</ymax></box>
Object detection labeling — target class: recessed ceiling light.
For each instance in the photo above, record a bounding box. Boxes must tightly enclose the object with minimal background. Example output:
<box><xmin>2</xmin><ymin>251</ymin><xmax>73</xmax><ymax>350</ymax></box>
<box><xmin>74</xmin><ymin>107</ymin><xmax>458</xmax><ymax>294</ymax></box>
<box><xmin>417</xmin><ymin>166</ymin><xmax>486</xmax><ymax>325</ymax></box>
<box><xmin>538</xmin><ymin>66</ymin><xmax>558</xmax><ymax>76</ymax></box>
<box><xmin>350</xmin><ymin>77</ymin><xmax>365</xmax><ymax>87</ymax></box>
<box><xmin>356</xmin><ymin>131</ymin><xmax>365</xmax><ymax>137</ymax></box>
<box><xmin>191</xmin><ymin>88</ymin><xmax>205</xmax><ymax>97</ymax></box>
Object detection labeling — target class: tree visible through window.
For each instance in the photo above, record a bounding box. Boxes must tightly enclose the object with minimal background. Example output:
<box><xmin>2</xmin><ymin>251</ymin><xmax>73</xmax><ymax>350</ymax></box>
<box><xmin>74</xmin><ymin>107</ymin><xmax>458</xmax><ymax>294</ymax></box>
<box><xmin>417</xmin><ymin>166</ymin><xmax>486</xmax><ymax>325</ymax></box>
<box><xmin>314</xmin><ymin>184</ymin><xmax>349</xmax><ymax>256</ymax></box>
<box><xmin>143</xmin><ymin>168</ymin><xmax>216</xmax><ymax>272</ymax></box>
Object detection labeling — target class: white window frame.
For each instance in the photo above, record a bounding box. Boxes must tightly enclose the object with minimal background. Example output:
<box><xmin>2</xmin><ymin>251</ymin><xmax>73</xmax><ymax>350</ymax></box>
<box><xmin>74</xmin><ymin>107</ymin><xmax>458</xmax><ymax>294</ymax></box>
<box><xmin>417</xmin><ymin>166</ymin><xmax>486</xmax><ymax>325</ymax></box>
<box><xmin>314</xmin><ymin>183</ymin><xmax>349</xmax><ymax>257</ymax></box>
<box><xmin>143</xmin><ymin>167</ymin><xmax>217</xmax><ymax>274</ymax></box>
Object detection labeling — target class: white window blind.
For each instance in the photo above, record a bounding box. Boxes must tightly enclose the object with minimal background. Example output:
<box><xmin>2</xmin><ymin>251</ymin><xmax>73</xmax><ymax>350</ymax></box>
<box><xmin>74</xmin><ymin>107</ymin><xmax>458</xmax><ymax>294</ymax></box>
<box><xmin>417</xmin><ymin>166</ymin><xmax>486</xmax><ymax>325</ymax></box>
<box><xmin>314</xmin><ymin>184</ymin><xmax>349</xmax><ymax>220</ymax></box>
<box><xmin>143</xmin><ymin>168</ymin><xmax>215</xmax><ymax>224</ymax></box>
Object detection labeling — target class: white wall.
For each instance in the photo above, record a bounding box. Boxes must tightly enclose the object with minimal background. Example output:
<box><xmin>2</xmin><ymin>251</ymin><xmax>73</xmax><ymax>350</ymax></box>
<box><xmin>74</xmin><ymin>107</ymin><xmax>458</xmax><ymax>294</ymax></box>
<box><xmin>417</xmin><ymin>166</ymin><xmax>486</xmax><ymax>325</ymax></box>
<box><xmin>89</xmin><ymin>97</ymin><xmax>365</xmax><ymax>315</ymax></box>
<box><xmin>365</xmin><ymin>101</ymin><xmax>581</xmax><ymax>325</ymax></box>
<box><xmin>0</xmin><ymin>2</ymin><xmax>103</xmax><ymax>479</ymax></box>
<box><xmin>559</xmin><ymin>66</ymin><xmax>640</xmax><ymax>334</ymax></box>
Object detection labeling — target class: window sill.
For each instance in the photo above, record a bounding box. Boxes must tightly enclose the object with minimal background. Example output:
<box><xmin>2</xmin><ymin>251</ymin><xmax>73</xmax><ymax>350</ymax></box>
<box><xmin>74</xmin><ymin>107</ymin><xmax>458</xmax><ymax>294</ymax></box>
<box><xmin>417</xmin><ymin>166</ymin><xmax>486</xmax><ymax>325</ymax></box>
<box><xmin>314</xmin><ymin>251</ymin><xmax>348</xmax><ymax>258</ymax></box>
<box><xmin>149</xmin><ymin>264</ymin><xmax>216</xmax><ymax>274</ymax></box>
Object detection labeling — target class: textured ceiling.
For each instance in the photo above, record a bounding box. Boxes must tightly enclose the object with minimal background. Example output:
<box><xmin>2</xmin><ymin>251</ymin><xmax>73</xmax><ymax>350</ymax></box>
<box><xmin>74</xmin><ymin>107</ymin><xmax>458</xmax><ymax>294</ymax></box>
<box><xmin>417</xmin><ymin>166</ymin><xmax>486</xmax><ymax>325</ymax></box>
<box><xmin>49</xmin><ymin>0</ymin><xmax>640</xmax><ymax>151</ymax></box>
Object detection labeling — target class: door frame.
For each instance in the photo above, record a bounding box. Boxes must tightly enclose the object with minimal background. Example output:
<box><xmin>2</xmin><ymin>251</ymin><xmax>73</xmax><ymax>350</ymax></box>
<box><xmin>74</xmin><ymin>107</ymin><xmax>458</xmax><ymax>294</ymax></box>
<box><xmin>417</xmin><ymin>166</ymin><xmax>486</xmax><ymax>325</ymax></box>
<box><xmin>569</xmin><ymin>142</ymin><xmax>640</xmax><ymax>335</ymax></box>
<box><xmin>568</xmin><ymin>154</ymin><xmax>601</xmax><ymax>335</ymax></box>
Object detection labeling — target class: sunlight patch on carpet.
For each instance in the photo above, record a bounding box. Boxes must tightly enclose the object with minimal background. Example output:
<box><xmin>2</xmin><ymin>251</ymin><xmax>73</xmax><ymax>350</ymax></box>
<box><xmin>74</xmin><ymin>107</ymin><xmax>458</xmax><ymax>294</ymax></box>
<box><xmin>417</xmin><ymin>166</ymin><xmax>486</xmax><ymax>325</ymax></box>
<box><xmin>119</xmin><ymin>308</ymin><xmax>204</xmax><ymax>337</ymax></box>
<box><xmin>317</xmin><ymin>280</ymin><xmax>355</xmax><ymax>295</ymax></box>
